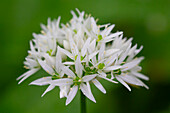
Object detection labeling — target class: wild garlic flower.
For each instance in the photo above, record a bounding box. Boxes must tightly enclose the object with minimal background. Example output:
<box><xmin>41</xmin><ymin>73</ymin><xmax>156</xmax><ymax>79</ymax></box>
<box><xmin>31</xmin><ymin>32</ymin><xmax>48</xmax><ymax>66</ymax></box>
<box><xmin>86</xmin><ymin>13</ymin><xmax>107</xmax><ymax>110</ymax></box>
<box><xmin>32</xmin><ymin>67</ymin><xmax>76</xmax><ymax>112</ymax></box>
<box><xmin>17</xmin><ymin>8</ymin><xmax>149</xmax><ymax>105</ymax></box>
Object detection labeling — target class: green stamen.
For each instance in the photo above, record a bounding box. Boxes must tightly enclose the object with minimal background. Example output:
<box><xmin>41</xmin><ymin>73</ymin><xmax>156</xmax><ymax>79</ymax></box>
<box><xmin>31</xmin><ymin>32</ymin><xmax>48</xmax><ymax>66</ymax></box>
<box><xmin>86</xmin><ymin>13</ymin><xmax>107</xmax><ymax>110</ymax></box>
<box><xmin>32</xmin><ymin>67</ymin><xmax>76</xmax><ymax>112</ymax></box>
<box><xmin>46</xmin><ymin>49</ymin><xmax>53</xmax><ymax>56</ymax></box>
<box><xmin>75</xmin><ymin>55</ymin><xmax>78</xmax><ymax>60</ymax></box>
<box><xmin>75</xmin><ymin>55</ymin><xmax>85</xmax><ymax>61</ymax></box>
<box><xmin>73</xmin><ymin>76</ymin><xmax>81</xmax><ymax>85</ymax></box>
<box><xmin>84</xmin><ymin>66</ymin><xmax>98</xmax><ymax>75</ymax></box>
<box><xmin>73</xmin><ymin>29</ymin><xmax>77</xmax><ymax>34</ymax></box>
<box><xmin>81</xmin><ymin>56</ymin><xmax>85</xmax><ymax>61</ymax></box>
<box><xmin>97</xmin><ymin>34</ymin><xmax>102</xmax><ymax>42</ymax></box>
<box><xmin>98</xmin><ymin>63</ymin><xmax>105</xmax><ymax>70</ymax></box>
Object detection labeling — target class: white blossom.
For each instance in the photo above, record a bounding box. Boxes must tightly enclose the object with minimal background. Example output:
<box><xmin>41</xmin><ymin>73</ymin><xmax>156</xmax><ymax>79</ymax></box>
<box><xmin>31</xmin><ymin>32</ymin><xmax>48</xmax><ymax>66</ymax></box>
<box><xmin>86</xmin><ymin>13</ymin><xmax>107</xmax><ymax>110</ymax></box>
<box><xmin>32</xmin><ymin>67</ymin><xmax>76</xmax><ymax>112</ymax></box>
<box><xmin>17</xmin><ymin>9</ymin><xmax>149</xmax><ymax>105</ymax></box>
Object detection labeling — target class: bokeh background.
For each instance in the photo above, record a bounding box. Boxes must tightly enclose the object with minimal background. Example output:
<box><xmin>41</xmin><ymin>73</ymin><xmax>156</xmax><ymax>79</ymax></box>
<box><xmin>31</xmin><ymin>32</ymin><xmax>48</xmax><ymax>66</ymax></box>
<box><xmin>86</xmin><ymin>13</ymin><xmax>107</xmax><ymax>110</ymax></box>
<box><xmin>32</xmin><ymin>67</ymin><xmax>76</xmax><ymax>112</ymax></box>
<box><xmin>0</xmin><ymin>0</ymin><xmax>170</xmax><ymax>113</ymax></box>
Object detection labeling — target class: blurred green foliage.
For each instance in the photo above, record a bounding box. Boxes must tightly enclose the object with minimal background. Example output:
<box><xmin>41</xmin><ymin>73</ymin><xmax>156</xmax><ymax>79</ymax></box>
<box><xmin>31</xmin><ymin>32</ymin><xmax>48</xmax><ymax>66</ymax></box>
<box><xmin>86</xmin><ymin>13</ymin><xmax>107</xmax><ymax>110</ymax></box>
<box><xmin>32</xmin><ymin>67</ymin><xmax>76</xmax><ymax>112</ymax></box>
<box><xmin>0</xmin><ymin>0</ymin><xmax>170</xmax><ymax>113</ymax></box>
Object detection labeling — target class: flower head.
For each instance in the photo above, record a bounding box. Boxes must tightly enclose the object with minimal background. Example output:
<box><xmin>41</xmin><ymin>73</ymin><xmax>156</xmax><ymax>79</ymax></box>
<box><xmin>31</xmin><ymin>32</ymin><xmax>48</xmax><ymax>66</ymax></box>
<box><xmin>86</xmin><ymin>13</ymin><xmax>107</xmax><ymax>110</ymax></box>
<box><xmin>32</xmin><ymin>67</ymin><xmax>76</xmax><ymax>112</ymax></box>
<box><xmin>17</xmin><ymin>8</ymin><xmax>149</xmax><ymax>105</ymax></box>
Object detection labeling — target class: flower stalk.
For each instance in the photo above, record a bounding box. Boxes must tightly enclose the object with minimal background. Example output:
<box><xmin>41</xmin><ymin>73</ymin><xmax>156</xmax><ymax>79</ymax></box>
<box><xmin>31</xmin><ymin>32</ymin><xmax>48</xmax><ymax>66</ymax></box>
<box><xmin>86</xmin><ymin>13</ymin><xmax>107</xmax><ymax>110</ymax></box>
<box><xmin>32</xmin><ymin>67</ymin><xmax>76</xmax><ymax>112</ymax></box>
<box><xmin>81</xmin><ymin>91</ymin><xmax>86</xmax><ymax>113</ymax></box>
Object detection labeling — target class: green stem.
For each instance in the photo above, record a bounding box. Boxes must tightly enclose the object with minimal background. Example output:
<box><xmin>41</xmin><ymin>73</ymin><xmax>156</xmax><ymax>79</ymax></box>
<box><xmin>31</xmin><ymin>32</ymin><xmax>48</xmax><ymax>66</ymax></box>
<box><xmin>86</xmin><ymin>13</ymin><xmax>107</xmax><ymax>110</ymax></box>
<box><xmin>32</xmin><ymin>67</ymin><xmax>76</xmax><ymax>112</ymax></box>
<box><xmin>80</xmin><ymin>91</ymin><xmax>86</xmax><ymax>113</ymax></box>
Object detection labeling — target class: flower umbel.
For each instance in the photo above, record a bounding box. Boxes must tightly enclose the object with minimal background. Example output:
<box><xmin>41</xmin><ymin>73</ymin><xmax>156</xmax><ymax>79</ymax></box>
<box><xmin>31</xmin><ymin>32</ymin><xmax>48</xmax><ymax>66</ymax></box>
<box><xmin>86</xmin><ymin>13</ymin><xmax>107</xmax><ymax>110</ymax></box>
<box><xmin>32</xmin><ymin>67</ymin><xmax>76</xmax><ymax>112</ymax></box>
<box><xmin>17</xmin><ymin>8</ymin><xmax>149</xmax><ymax>105</ymax></box>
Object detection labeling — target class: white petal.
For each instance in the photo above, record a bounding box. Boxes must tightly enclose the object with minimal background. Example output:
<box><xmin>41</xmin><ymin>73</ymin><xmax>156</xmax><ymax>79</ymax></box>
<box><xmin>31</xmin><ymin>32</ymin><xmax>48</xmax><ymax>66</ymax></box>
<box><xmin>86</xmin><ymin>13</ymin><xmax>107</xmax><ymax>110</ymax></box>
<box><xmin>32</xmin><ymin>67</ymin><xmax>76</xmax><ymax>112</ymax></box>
<box><xmin>92</xmin><ymin>79</ymin><xmax>106</xmax><ymax>94</ymax></box>
<box><xmin>84</xmin><ymin>28</ymin><xmax>91</xmax><ymax>37</ymax></box>
<box><xmin>88</xmin><ymin>51</ymin><xmax>99</xmax><ymax>60</ymax></box>
<box><xmin>59</xmin><ymin>71</ymin><xmax>65</xmax><ymax>78</ymax></box>
<box><xmin>105</xmin><ymin>32</ymin><xmax>123</xmax><ymax>40</ymax></box>
<box><xmin>118</xmin><ymin>74</ymin><xmax>143</xmax><ymax>86</ymax></box>
<box><xmin>59</xmin><ymin>47</ymin><xmax>74</xmax><ymax>60</ymax></box>
<box><xmin>51</xmin><ymin>39</ymin><xmax>57</xmax><ymax>55</ymax></box>
<box><xmin>32</xmin><ymin>33</ymin><xmax>38</xmax><ymax>39</ymax></box>
<box><xmin>111</xmin><ymin>71</ymin><xmax>114</xmax><ymax>79</ymax></box>
<box><xmin>121</xmin><ymin>57</ymin><xmax>144</xmax><ymax>71</ymax></box>
<box><xmin>63</xmin><ymin>40</ymin><xmax>70</xmax><ymax>50</ymax></box>
<box><xmin>101</xmin><ymin>38</ymin><xmax>114</xmax><ymax>43</ymax></box>
<box><xmin>131</xmin><ymin>71</ymin><xmax>149</xmax><ymax>81</ymax></box>
<box><xmin>75</xmin><ymin>55</ymin><xmax>83</xmax><ymax>78</ymax></box>
<box><xmin>30</xmin><ymin>41</ymin><xmax>36</xmax><ymax>52</ymax></box>
<box><xmin>17</xmin><ymin>69</ymin><xmax>33</xmax><ymax>80</ymax></box>
<box><xmin>85</xmin><ymin>51</ymin><xmax>89</xmax><ymax>66</ymax></box>
<box><xmin>81</xmin><ymin>37</ymin><xmax>91</xmax><ymax>57</ymax></box>
<box><xmin>98</xmin><ymin>43</ymin><xmax>105</xmax><ymax>61</ymax></box>
<box><xmin>60</xmin><ymin>86</ymin><xmax>66</xmax><ymax>98</ymax></box>
<box><xmin>128</xmin><ymin>44</ymin><xmax>137</xmax><ymax>56</ymax></box>
<box><xmin>66</xmin><ymin>85</ymin><xmax>78</xmax><ymax>105</ymax></box>
<box><xmin>17</xmin><ymin>68</ymin><xmax>40</xmax><ymax>84</ymax></box>
<box><xmin>61</xmin><ymin>65</ymin><xmax>76</xmax><ymax>78</ymax></box>
<box><xmin>41</xmin><ymin>84</ymin><xmax>55</xmax><ymax>97</ymax></box>
<box><xmin>40</xmin><ymin>24</ymin><xmax>47</xmax><ymax>32</ymax></box>
<box><xmin>118</xmin><ymin>43</ymin><xmax>131</xmax><ymax>64</ymax></box>
<box><xmin>88</xmin><ymin>39</ymin><xmax>96</xmax><ymax>53</ymax></box>
<box><xmin>86</xmin><ymin>82</ymin><xmax>96</xmax><ymax>102</ymax></box>
<box><xmin>29</xmin><ymin>77</ymin><xmax>52</xmax><ymax>86</ymax></box>
<box><xmin>98</xmin><ymin>71</ymin><xmax>107</xmax><ymax>77</ymax></box>
<box><xmin>116</xmin><ymin>76</ymin><xmax>131</xmax><ymax>91</ymax></box>
<box><xmin>101</xmin><ymin>24</ymin><xmax>115</xmax><ymax>36</ymax></box>
<box><xmin>80</xmin><ymin>82</ymin><xmax>96</xmax><ymax>103</ymax></box>
<box><xmin>135</xmin><ymin>79</ymin><xmax>149</xmax><ymax>89</ymax></box>
<box><xmin>56</xmin><ymin>47</ymin><xmax>62</xmax><ymax>71</ymax></box>
<box><xmin>47</xmin><ymin>18</ymin><xmax>51</xmax><ymax>26</ymax></box>
<box><xmin>25</xmin><ymin>58</ymin><xmax>37</xmax><ymax>67</ymax></box>
<box><xmin>51</xmin><ymin>78</ymin><xmax>73</xmax><ymax>86</ymax></box>
<box><xmin>71</xmin><ymin>10</ymin><xmax>78</xmax><ymax>19</ymax></box>
<box><xmin>56</xmin><ymin>16</ymin><xmax>61</xmax><ymax>28</ymax></box>
<box><xmin>44</xmin><ymin>53</ymin><xmax>55</xmax><ymax>67</ymax></box>
<box><xmin>125</xmin><ymin>38</ymin><xmax>133</xmax><ymax>46</ymax></box>
<box><xmin>99</xmin><ymin>23</ymin><xmax>110</xmax><ymax>28</ymax></box>
<box><xmin>60</xmin><ymin>85</ymin><xmax>70</xmax><ymax>98</ymax></box>
<box><xmin>104</xmin><ymin>49</ymin><xmax>119</xmax><ymax>58</ymax></box>
<box><xmin>69</xmin><ymin>34</ymin><xmax>79</xmax><ymax>56</ymax></box>
<box><xmin>104</xmin><ymin>51</ymin><xmax>122</xmax><ymax>66</ymax></box>
<box><xmin>104</xmin><ymin>66</ymin><xmax>122</xmax><ymax>71</ymax></box>
<box><xmin>98</xmin><ymin>74</ymin><xmax>118</xmax><ymax>83</ymax></box>
<box><xmin>38</xmin><ymin>59</ymin><xmax>55</xmax><ymax>75</ymax></box>
<box><xmin>82</xmin><ymin>74</ymin><xmax>97</xmax><ymax>82</ymax></box>
<box><xmin>131</xmin><ymin>66</ymin><xmax>142</xmax><ymax>72</ymax></box>
<box><xmin>91</xmin><ymin>17</ymin><xmax>98</xmax><ymax>33</ymax></box>
<box><xmin>135</xmin><ymin>45</ymin><xmax>143</xmax><ymax>55</ymax></box>
<box><xmin>63</xmin><ymin>62</ymin><xmax>75</xmax><ymax>65</ymax></box>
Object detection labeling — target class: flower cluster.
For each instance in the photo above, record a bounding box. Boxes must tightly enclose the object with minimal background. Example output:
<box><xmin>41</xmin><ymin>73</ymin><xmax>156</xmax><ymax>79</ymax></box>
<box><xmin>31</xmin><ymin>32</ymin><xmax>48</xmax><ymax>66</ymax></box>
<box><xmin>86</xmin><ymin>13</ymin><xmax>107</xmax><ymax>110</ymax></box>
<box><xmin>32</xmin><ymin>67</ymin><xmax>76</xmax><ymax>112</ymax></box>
<box><xmin>17</xmin><ymin>9</ymin><xmax>149</xmax><ymax>105</ymax></box>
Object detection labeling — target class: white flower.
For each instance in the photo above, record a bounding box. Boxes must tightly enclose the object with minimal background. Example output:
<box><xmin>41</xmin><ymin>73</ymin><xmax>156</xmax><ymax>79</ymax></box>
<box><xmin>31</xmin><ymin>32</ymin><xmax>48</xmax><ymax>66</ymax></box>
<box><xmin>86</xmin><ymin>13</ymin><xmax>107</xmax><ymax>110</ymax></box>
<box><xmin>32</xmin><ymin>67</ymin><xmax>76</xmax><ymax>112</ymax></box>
<box><xmin>17</xmin><ymin>9</ymin><xmax>149</xmax><ymax>105</ymax></box>
<box><xmin>62</xmin><ymin>55</ymin><xmax>97</xmax><ymax>105</ymax></box>
<box><xmin>29</xmin><ymin>76</ymin><xmax>73</xmax><ymax>97</ymax></box>
<box><xmin>17</xmin><ymin>41</ymin><xmax>41</xmax><ymax>84</ymax></box>
<box><xmin>59</xmin><ymin>34</ymin><xmax>98</xmax><ymax>65</ymax></box>
<box><xmin>32</xmin><ymin>33</ymin><xmax>57</xmax><ymax>56</ymax></box>
<box><xmin>110</xmin><ymin>36</ymin><xmax>149</xmax><ymax>91</ymax></box>
<box><xmin>40</xmin><ymin>17</ymin><xmax>65</xmax><ymax>45</ymax></box>
<box><xmin>89</xmin><ymin>42</ymin><xmax>120</xmax><ymax>83</ymax></box>
<box><xmin>115</xmin><ymin>57</ymin><xmax>149</xmax><ymax>91</ymax></box>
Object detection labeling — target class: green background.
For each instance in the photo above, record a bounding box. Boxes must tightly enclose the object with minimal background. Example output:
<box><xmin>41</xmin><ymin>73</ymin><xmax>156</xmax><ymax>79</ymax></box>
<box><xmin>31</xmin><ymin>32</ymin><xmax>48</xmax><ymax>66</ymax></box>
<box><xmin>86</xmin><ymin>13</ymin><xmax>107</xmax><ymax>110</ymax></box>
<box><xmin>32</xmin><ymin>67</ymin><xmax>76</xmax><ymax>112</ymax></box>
<box><xmin>0</xmin><ymin>0</ymin><xmax>170</xmax><ymax>113</ymax></box>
